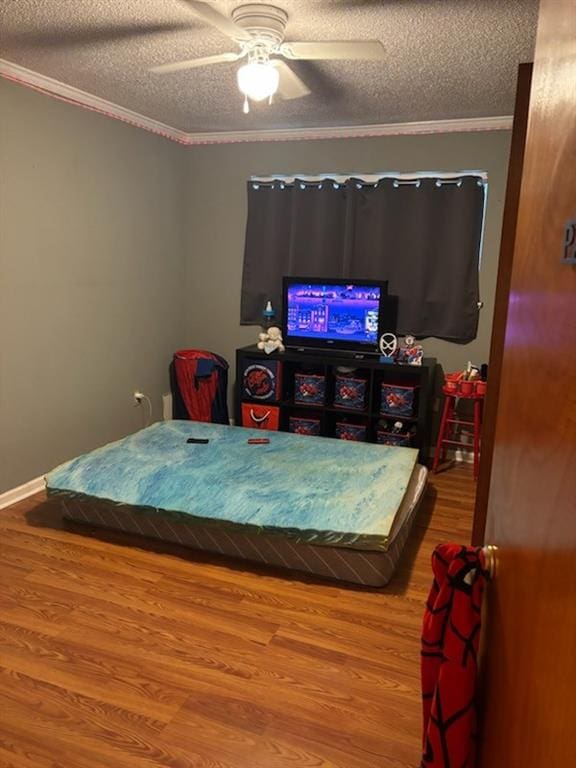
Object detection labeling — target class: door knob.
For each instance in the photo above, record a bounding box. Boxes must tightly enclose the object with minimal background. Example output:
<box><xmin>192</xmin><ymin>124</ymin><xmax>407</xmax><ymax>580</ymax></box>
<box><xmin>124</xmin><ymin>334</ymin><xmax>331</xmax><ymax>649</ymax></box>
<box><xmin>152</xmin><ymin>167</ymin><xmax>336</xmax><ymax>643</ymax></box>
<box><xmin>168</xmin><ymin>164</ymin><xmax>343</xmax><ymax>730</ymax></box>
<box><xmin>483</xmin><ymin>545</ymin><xmax>498</xmax><ymax>579</ymax></box>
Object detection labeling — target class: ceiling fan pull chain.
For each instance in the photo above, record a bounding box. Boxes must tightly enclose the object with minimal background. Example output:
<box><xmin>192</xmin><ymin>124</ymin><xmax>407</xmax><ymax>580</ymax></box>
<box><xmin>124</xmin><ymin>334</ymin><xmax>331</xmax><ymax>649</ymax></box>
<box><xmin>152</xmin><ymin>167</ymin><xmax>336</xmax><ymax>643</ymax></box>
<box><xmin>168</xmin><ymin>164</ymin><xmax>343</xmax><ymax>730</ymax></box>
<box><xmin>243</xmin><ymin>94</ymin><xmax>250</xmax><ymax>114</ymax></box>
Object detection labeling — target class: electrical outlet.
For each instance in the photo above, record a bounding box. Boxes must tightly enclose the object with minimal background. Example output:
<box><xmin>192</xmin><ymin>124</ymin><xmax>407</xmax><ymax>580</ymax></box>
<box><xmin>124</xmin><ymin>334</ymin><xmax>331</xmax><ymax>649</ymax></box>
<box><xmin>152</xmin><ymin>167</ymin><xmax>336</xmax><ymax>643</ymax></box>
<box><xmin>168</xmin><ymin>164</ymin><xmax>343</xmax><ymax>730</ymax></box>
<box><xmin>133</xmin><ymin>391</ymin><xmax>144</xmax><ymax>405</ymax></box>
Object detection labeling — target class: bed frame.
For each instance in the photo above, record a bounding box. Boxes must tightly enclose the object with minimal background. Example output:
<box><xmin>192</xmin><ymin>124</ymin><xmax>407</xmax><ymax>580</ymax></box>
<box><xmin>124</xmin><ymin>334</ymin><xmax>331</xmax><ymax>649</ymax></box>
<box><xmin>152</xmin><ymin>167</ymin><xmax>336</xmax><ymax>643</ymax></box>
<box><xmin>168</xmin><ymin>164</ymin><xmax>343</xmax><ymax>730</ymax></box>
<box><xmin>57</xmin><ymin>465</ymin><xmax>427</xmax><ymax>587</ymax></box>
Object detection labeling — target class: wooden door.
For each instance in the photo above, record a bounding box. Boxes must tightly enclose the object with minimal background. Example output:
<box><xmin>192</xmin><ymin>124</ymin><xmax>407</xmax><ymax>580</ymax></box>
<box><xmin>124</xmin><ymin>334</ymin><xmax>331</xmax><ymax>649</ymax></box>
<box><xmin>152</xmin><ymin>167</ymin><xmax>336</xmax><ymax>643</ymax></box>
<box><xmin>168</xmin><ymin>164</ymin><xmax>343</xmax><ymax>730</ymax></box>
<box><xmin>478</xmin><ymin>0</ymin><xmax>576</xmax><ymax>765</ymax></box>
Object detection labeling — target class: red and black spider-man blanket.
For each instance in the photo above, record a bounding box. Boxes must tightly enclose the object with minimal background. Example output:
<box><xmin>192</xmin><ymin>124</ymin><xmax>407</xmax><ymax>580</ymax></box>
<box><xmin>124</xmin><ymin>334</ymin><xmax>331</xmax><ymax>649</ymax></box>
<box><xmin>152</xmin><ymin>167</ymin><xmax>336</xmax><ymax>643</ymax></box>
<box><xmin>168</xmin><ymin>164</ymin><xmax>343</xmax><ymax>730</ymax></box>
<box><xmin>421</xmin><ymin>544</ymin><xmax>487</xmax><ymax>768</ymax></box>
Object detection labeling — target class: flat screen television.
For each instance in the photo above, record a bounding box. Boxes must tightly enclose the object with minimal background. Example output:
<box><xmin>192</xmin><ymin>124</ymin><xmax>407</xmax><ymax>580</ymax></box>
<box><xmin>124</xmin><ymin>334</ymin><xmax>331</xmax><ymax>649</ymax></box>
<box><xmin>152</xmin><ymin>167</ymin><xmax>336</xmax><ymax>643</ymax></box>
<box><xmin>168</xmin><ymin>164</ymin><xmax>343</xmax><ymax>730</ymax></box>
<box><xmin>282</xmin><ymin>277</ymin><xmax>393</xmax><ymax>354</ymax></box>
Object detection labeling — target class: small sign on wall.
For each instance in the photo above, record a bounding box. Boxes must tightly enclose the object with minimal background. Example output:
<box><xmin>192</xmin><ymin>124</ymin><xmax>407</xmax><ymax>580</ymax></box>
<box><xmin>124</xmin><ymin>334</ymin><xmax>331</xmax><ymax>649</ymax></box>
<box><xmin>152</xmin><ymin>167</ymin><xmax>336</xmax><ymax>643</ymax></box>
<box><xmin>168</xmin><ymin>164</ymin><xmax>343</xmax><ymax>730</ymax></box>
<box><xmin>563</xmin><ymin>219</ymin><xmax>576</xmax><ymax>264</ymax></box>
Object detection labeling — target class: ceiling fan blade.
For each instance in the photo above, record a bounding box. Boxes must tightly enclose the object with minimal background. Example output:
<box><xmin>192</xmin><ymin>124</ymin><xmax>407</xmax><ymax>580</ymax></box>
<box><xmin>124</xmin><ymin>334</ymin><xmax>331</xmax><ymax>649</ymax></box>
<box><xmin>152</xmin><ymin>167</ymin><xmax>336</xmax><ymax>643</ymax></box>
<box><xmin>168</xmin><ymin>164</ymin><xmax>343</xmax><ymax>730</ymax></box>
<box><xmin>150</xmin><ymin>50</ymin><xmax>243</xmax><ymax>74</ymax></box>
<box><xmin>271</xmin><ymin>60</ymin><xmax>311</xmax><ymax>100</ymax></box>
<box><xmin>182</xmin><ymin>0</ymin><xmax>252</xmax><ymax>41</ymax></box>
<box><xmin>280</xmin><ymin>40</ymin><xmax>385</xmax><ymax>61</ymax></box>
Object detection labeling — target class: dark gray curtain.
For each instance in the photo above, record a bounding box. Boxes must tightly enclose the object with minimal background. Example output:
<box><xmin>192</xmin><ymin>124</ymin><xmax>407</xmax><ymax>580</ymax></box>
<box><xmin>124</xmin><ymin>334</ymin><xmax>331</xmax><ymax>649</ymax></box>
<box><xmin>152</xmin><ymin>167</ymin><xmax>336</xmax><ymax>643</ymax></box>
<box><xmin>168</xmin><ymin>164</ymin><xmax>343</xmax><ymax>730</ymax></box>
<box><xmin>240</xmin><ymin>175</ymin><xmax>484</xmax><ymax>342</ymax></box>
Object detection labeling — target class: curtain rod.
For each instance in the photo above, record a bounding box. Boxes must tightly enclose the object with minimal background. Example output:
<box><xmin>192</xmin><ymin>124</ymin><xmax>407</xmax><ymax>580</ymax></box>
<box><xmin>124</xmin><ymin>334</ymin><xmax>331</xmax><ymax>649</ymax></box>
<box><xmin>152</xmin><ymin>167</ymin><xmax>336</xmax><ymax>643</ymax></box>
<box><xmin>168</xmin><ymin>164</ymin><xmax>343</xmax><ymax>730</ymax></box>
<box><xmin>251</xmin><ymin>171</ymin><xmax>487</xmax><ymax>184</ymax></box>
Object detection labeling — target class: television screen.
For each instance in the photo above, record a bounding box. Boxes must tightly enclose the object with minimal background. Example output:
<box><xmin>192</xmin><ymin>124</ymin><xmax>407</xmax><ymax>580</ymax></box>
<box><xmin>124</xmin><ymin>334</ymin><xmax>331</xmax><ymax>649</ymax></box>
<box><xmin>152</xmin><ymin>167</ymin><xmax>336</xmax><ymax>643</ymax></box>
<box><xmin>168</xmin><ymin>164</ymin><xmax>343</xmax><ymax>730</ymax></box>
<box><xmin>283</xmin><ymin>279</ymin><xmax>385</xmax><ymax>351</ymax></box>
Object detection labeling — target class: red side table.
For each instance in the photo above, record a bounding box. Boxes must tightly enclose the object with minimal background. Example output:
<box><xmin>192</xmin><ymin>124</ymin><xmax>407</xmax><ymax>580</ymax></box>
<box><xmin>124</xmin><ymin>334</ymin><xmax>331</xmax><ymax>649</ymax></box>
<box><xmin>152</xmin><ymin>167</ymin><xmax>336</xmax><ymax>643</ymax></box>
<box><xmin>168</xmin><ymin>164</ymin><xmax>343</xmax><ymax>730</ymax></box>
<box><xmin>432</xmin><ymin>386</ymin><xmax>484</xmax><ymax>480</ymax></box>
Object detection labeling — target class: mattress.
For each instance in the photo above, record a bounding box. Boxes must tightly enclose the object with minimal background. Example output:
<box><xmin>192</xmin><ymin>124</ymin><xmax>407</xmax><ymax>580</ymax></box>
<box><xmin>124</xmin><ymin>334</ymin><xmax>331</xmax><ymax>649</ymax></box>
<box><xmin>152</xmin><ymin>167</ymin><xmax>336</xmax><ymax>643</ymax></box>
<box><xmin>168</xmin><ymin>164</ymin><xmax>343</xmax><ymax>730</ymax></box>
<box><xmin>47</xmin><ymin>421</ymin><xmax>428</xmax><ymax>586</ymax></box>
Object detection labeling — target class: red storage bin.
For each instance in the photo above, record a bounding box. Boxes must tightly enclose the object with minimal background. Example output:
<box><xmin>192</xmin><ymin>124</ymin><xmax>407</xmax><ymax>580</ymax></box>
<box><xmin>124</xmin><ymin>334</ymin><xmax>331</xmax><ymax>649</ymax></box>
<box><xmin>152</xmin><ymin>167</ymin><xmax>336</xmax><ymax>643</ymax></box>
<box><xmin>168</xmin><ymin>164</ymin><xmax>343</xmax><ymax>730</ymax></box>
<box><xmin>241</xmin><ymin>403</ymin><xmax>280</xmax><ymax>430</ymax></box>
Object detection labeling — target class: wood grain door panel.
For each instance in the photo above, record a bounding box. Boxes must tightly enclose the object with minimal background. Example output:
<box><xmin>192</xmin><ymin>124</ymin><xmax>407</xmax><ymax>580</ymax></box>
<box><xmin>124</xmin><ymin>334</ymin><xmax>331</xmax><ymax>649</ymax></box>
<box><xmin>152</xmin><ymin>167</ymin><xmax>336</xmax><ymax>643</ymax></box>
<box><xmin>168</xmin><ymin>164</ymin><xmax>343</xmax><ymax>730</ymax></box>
<box><xmin>478</xmin><ymin>0</ymin><xmax>576</xmax><ymax>764</ymax></box>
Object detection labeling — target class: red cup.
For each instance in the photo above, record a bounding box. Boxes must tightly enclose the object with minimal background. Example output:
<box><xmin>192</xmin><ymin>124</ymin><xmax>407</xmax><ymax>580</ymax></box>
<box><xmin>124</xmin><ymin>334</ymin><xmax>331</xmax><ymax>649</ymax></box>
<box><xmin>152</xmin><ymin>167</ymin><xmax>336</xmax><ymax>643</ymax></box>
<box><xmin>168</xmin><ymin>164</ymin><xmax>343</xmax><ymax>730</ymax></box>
<box><xmin>475</xmin><ymin>380</ymin><xmax>487</xmax><ymax>396</ymax></box>
<box><xmin>459</xmin><ymin>380</ymin><xmax>474</xmax><ymax>395</ymax></box>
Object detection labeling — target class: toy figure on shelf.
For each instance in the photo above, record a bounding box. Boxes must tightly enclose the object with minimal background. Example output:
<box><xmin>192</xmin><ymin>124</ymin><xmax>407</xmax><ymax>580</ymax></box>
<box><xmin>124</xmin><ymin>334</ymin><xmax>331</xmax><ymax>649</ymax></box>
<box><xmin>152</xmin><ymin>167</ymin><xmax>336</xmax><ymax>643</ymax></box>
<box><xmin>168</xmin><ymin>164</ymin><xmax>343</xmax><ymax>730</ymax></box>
<box><xmin>376</xmin><ymin>418</ymin><xmax>414</xmax><ymax>446</ymax></box>
<box><xmin>397</xmin><ymin>334</ymin><xmax>424</xmax><ymax>366</ymax></box>
<box><xmin>378</xmin><ymin>332</ymin><xmax>398</xmax><ymax>363</ymax></box>
<box><xmin>257</xmin><ymin>326</ymin><xmax>285</xmax><ymax>355</ymax></box>
<box><xmin>262</xmin><ymin>300</ymin><xmax>275</xmax><ymax>330</ymax></box>
<box><xmin>256</xmin><ymin>300</ymin><xmax>285</xmax><ymax>354</ymax></box>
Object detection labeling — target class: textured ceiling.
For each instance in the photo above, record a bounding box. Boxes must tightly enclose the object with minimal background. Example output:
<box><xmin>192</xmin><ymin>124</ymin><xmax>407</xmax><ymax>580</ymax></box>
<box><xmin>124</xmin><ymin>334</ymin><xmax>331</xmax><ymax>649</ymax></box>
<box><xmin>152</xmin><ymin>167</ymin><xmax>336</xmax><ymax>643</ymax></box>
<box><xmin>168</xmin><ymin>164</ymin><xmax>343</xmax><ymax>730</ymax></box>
<box><xmin>0</xmin><ymin>0</ymin><xmax>538</xmax><ymax>134</ymax></box>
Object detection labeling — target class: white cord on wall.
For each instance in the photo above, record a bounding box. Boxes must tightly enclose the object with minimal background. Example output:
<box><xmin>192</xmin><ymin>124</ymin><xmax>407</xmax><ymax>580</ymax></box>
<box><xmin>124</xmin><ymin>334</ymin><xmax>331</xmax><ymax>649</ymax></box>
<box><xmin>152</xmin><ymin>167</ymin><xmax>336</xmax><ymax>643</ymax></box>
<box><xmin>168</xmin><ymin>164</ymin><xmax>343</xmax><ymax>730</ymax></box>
<box><xmin>134</xmin><ymin>391</ymin><xmax>153</xmax><ymax>427</ymax></box>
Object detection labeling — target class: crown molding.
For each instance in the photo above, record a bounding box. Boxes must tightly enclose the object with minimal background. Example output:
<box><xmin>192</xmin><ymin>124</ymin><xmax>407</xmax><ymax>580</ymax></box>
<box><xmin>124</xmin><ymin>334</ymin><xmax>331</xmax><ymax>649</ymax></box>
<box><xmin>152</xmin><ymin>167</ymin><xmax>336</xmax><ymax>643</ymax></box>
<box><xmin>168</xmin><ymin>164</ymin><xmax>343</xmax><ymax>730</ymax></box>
<box><xmin>0</xmin><ymin>59</ymin><xmax>189</xmax><ymax>144</ymax></box>
<box><xmin>185</xmin><ymin>116</ymin><xmax>513</xmax><ymax>144</ymax></box>
<box><xmin>0</xmin><ymin>58</ymin><xmax>513</xmax><ymax>146</ymax></box>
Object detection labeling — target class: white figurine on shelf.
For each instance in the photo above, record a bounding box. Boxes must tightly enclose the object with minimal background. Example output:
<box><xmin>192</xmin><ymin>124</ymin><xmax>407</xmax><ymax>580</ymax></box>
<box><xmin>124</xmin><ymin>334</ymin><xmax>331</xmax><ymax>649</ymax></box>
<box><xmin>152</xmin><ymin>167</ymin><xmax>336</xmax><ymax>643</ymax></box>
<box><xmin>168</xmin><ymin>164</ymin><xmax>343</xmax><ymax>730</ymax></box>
<box><xmin>257</xmin><ymin>326</ymin><xmax>285</xmax><ymax>355</ymax></box>
<box><xmin>398</xmin><ymin>334</ymin><xmax>424</xmax><ymax>366</ymax></box>
<box><xmin>379</xmin><ymin>332</ymin><xmax>398</xmax><ymax>360</ymax></box>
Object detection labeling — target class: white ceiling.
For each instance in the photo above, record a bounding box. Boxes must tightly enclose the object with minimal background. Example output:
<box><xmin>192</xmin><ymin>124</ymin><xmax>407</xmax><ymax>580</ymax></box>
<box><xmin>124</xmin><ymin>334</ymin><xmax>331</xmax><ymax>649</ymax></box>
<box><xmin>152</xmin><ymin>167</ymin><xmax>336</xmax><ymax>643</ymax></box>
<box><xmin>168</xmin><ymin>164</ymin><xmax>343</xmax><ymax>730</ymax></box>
<box><xmin>0</xmin><ymin>0</ymin><xmax>539</xmax><ymax>135</ymax></box>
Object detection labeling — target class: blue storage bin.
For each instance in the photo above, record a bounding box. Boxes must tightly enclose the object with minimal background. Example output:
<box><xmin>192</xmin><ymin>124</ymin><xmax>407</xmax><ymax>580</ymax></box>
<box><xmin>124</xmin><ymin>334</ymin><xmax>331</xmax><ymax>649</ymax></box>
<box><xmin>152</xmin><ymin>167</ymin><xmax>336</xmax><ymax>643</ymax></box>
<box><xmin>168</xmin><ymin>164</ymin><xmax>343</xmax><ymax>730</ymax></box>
<box><xmin>294</xmin><ymin>373</ymin><xmax>326</xmax><ymax>405</ymax></box>
<box><xmin>241</xmin><ymin>359</ymin><xmax>282</xmax><ymax>402</ymax></box>
<box><xmin>380</xmin><ymin>383</ymin><xmax>418</xmax><ymax>416</ymax></box>
<box><xmin>289</xmin><ymin>416</ymin><xmax>321</xmax><ymax>436</ymax></box>
<box><xmin>334</xmin><ymin>375</ymin><xmax>367</xmax><ymax>411</ymax></box>
<box><xmin>377</xmin><ymin>430</ymin><xmax>412</xmax><ymax>447</ymax></box>
<box><xmin>335</xmin><ymin>422</ymin><xmax>367</xmax><ymax>442</ymax></box>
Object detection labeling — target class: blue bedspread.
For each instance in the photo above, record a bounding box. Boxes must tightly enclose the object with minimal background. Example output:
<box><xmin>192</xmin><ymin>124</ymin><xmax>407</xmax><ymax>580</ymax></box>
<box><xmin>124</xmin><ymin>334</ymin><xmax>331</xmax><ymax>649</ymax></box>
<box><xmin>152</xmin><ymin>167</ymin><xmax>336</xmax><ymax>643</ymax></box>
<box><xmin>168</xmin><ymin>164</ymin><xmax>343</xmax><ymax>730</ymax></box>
<box><xmin>46</xmin><ymin>421</ymin><xmax>419</xmax><ymax>550</ymax></box>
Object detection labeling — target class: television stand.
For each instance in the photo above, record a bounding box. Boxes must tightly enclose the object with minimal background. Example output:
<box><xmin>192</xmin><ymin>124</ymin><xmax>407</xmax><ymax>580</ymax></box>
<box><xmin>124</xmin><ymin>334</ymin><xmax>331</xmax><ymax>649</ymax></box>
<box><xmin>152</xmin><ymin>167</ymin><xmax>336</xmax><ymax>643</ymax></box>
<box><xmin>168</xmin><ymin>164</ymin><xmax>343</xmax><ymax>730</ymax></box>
<box><xmin>235</xmin><ymin>345</ymin><xmax>436</xmax><ymax>462</ymax></box>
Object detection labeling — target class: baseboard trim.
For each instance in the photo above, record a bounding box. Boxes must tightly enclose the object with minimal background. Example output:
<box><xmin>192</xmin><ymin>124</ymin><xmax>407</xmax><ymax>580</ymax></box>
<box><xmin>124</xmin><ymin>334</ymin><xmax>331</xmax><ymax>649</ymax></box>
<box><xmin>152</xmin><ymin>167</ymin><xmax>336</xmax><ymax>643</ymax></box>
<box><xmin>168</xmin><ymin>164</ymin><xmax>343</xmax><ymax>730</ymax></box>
<box><xmin>0</xmin><ymin>476</ymin><xmax>46</xmax><ymax>510</ymax></box>
<box><xmin>451</xmin><ymin>448</ymin><xmax>474</xmax><ymax>464</ymax></box>
<box><xmin>425</xmin><ymin>447</ymin><xmax>474</xmax><ymax>464</ymax></box>
<box><xmin>162</xmin><ymin>393</ymin><xmax>173</xmax><ymax>421</ymax></box>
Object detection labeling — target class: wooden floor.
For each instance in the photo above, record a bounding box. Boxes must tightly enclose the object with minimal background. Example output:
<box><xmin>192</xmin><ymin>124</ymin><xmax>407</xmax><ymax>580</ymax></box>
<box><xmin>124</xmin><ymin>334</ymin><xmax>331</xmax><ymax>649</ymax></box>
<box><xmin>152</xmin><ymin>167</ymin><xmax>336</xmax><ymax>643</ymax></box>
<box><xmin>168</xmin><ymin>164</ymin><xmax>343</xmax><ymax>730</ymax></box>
<box><xmin>0</xmin><ymin>466</ymin><xmax>475</xmax><ymax>768</ymax></box>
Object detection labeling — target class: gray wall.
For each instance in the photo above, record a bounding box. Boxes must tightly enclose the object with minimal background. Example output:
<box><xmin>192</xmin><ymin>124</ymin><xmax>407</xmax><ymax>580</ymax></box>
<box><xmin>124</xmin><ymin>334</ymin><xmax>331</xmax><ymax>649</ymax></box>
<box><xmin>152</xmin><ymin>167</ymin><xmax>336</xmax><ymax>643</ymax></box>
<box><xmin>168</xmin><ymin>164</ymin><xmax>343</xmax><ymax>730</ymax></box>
<box><xmin>184</xmin><ymin>132</ymin><xmax>511</xmax><ymax>395</ymax></box>
<box><xmin>0</xmin><ymin>77</ymin><xmax>511</xmax><ymax>492</ymax></box>
<box><xmin>0</xmin><ymin>80</ymin><xmax>187</xmax><ymax>492</ymax></box>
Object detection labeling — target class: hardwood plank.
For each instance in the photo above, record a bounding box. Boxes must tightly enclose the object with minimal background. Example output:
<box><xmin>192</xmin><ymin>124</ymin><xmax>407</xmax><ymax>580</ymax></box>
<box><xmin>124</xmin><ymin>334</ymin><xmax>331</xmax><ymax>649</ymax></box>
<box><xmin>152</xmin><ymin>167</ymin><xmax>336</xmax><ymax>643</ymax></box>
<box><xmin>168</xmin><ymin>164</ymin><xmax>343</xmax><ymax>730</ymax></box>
<box><xmin>0</xmin><ymin>666</ymin><xmax>166</xmax><ymax>736</ymax></box>
<box><xmin>0</xmin><ymin>621</ymin><xmax>189</xmax><ymax>723</ymax></box>
<box><xmin>0</xmin><ymin>466</ymin><xmax>475</xmax><ymax>767</ymax></box>
<box><xmin>0</xmin><ymin>530</ymin><xmax>165</xmax><ymax>583</ymax></box>
<box><xmin>0</xmin><ymin>697</ymin><xmax>207</xmax><ymax>768</ymax></box>
<box><xmin>45</xmin><ymin>573</ymin><xmax>279</xmax><ymax>649</ymax></box>
<box><xmin>0</xmin><ymin>733</ymin><xmax>55</xmax><ymax>768</ymax></box>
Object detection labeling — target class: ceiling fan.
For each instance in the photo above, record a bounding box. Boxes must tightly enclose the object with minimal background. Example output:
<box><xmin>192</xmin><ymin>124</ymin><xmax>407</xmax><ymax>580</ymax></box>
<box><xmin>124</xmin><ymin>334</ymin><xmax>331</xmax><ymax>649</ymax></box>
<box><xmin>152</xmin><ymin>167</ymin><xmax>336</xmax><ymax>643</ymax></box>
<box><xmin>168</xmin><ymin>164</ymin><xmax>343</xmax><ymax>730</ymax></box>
<box><xmin>150</xmin><ymin>2</ymin><xmax>385</xmax><ymax>112</ymax></box>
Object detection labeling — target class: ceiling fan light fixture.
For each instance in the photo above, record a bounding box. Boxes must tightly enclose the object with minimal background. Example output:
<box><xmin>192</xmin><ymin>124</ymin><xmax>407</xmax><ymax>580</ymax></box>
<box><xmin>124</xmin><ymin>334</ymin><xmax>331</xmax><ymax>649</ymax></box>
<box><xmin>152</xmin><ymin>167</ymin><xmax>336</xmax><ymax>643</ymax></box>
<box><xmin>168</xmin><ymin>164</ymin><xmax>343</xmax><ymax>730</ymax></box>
<box><xmin>237</xmin><ymin>60</ymin><xmax>279</xmax><ymax>102</ymax></box>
